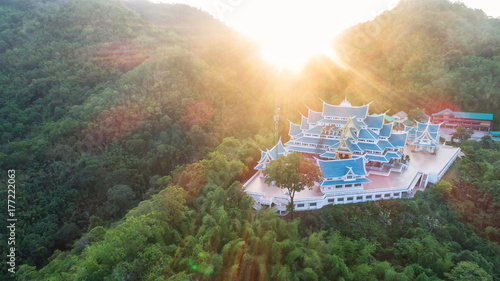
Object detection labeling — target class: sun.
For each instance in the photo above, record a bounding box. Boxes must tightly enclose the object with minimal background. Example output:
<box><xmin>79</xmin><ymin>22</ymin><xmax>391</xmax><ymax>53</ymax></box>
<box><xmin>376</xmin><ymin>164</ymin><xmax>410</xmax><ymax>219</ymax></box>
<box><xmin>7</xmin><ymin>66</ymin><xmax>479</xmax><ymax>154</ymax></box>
<box><xmin>225</xmin><ymin>0</ymin><xmax>356</xmax><ymax>72</ymax></box>
<box><xmin>256</xmin><ymin>23</ymin><xmax>336</xmax><ymax>73</ymax></box>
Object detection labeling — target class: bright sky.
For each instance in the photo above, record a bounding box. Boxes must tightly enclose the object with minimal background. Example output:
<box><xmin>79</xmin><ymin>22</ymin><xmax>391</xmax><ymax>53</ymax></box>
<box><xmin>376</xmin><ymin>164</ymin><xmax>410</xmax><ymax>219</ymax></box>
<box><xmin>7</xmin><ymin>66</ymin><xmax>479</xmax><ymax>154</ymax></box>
<box><xmin>153</xmin><ymin>0</ymin><xmax>500</xmax><ymax>71</ymax></box>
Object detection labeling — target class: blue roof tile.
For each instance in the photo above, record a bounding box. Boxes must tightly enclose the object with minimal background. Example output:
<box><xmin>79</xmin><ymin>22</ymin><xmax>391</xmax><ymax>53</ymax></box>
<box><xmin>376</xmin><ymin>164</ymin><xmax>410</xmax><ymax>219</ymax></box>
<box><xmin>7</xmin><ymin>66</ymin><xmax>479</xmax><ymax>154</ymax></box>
<box><xmin>432</xmin><ymin>109</ymin><xmax>493</xmax><ymax>121</ymax></box>
<box><xmin>287</xmin><ymin>146</ymin><xmax>325</xmax><ymax>154</ymax></box>
<box><xmin>388</xmin><ymin>133</ymin><xmax>407</xmax><ymax>147</ymax></box>
<box><xmin>268</xmin><ymin>139</ymin><xmax>288</xmax><ymax>160</ymax></box>
<box><xmin>289</xmin><ymin>122</ymin><xmax>302</xmax><ymax>136</ymax></box>
<box><xmin>308</xmin><ymin>109</ymin><xmax>323</xmax><ymax>123</ymax></box>
<box><xmin>358</xmin><ymin>142</ymin><xmax>383</xmax><ymax>151</ymax></box>
<box><xmin>319</xmin><ymin>152</ymin><xmax>338</xmax><ymax>159</ymax></box>
<box><xmin>300</xmin><ymin>116</ymin><xmax>310</xmax><ymax>130</ymax></box>
<box><xmin>385</xmin><ymin>151</ymin><xmax>402</xmax><ymax>159</ymax></box>
<box><xmin>358</xmin><ymin>129</ymin><xmax>377</xmax><ymax>140</ymax></box>
<box><xmin>345</xmin><ymin>140</ymin><xmax>363</xmax><ymax>152</ymax></box>
<box><xmin>380</xmin><ymin>123</ymin><xmax>393</xmax><ymax>137</ymax></box>
<box><xmin>365</xmin><ymin>155</ymin><xmax>388</xmax><ymax>162</ymax></box>
<box><xmin>364</xmin><ymin>114</ymin><xmax>384</xmax><ymax>129</ymax></box>
<box><xmin>322</xmin><ymin>102</ymin><xmax>369</xmax><ymax>119</ymax></box>
<box><xmin>305</xmin><ymin>125</ymin><xmax>323</xmax><ymax>135</ymax></box>
<box><xmin>377</xmin><ymin>140</ymin><xmax>394</xmax><ymax>150</ymax></box>
<box><xmin>318</xmin><ymin>157</ymin><xmax>367</xmax><ymax>178</ymax></box>
<box><xmin>317</xmin><ymin>119</ymin><xmax>347</xmax><ymax>126</ymax></box>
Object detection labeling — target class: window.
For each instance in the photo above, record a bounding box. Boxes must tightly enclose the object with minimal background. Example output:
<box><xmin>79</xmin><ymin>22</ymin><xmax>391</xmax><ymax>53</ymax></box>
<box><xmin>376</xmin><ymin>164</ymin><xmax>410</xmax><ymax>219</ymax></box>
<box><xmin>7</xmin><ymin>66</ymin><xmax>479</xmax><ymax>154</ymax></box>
<box><xmin>347</xmin><ymin>197</ymin><xmax>353</xmax><ymax>201</ymax></box>
<box><xmin>345</xmin><ymin>184</ymin><xmax>352</xmax><ymax>188</ymax></box>
<box><xmin>366</xmin><ymin>195</ymin><xmax>372</xmax><ymax>199</ymax></box>
<box><xmin>354</xmin><ymin>183</ymin><xmax>362</xmax><ymax>187</ymax></box>
<box><xmin>375</xmin><ymin>194</ymin><xmax>381</xmax><ymax>198</ymax></box>
<box><xmin>338</xmin><ymin>198</ymin><xmax>344</xmax><ymax>202</ymax></box>
<box><xmin>297</xmin><ymin>204</ymin><xmax>305</xmax><ymax>208</ymax></box>
<box><xmin>357</xmin><ymin>196</ymin><xmax>363</xmax><ymax>200</ymax></box>
<box><xmin>384</xmin><ymin>193</ymin><xmax>390</xmax><ymax>198</ymax></box>
<box><xmin>310</xmin><ymin>203</ymin><xmax>317</xmax><ymax>207</ymax></box>
<box><xmin>335</xmin><ymin>185</ymin><xmax>343</xmax><ymax>189</ymax></box>
<box><xmin>394</xmin><ymin>193</ymin><xmax>399</xmax><ymax>197</ymax></box>
<box><xmin>328</xmin><ymin>199</ymin><xmax>335</xmax><ymax>203</ymax></box>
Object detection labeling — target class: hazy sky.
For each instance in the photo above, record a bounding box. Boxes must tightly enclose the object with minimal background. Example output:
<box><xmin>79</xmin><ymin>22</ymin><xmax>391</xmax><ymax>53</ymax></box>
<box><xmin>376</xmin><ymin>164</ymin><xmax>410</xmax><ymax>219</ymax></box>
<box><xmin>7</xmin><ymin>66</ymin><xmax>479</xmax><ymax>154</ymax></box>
<box><xmin>153</xmin><ymin>0</ymin><xmax>500</xmax><ymax>70</ymax></box>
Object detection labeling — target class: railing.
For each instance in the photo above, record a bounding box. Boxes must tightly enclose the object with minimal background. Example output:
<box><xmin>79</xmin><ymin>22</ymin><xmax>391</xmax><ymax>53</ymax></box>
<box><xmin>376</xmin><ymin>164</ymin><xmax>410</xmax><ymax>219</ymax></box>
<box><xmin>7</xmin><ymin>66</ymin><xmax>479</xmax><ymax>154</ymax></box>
<box><xmin>437</xmin><ymin>147</ymin><xmax>461</xmax><ymax>179</ymax></box>
<box><xmin>246</xmin><ymin>191</ymin><xmax>265</xmax><ymax>197</ymax></box>
<box><xmin>408</xmin><ymin>172</ymin><xmax>423</xmax><ymax>192</ymax></box>
<box><xmin>243</xmin><ymin>172</ymin><xmax>261</xmax><ymax>188</ymax></box>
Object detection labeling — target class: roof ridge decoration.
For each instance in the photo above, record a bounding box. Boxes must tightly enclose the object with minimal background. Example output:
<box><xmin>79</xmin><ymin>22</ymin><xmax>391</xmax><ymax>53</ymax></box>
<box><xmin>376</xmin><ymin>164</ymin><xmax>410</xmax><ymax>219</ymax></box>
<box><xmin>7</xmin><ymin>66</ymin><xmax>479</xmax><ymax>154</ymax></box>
<box><xmin>340</xmin><ymin>97</ymin><xmax>352</xmax><ymax>107</ymax></box>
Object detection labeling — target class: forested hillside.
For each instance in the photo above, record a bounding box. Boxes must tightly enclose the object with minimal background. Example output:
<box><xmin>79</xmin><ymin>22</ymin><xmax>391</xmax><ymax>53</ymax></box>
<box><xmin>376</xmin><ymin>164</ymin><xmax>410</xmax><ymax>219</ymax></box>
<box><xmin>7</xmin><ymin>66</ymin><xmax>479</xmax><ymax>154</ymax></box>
<box><xmin>1</xmin><ymin>0</ymin><xmax>499</xmax><ymax>280</ymax></box>
<box><xmin>0</xmin><ymin>0</ymin><xmax>272</xmax><ymax>274</ymax></box>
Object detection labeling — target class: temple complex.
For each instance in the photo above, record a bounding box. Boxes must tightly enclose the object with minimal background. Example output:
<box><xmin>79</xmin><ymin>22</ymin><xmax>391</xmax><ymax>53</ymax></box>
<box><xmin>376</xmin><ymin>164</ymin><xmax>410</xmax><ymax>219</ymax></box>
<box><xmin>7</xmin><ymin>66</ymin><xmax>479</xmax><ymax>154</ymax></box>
<box><xmin>244</xmin><ymin>99</ymin><xmax>461</xmax><ymax>214</ymax></box>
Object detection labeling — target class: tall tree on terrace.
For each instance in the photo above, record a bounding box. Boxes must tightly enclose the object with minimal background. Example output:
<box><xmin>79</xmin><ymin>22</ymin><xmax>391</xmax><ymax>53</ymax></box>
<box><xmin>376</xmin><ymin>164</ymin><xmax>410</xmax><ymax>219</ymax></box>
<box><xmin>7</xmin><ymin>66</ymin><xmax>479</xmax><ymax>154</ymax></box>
<box><xmin>264</xmin><ymin>153</ymin><xmax>323</xmax><ymax>219</ymax></box>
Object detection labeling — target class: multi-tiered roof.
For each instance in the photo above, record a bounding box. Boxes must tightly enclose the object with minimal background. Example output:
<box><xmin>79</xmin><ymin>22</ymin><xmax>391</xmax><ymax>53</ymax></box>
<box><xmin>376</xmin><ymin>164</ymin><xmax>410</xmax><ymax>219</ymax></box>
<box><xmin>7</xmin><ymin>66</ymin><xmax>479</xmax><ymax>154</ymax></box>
<box><xmin>285</xmin><ymin>99</ymin><xmax>408</xmax><ymax>163</ymax></box>
<box><xmin>406</xmin><ymin>121</ymin><xmax>441</xmax><ymax>148</ymax></box>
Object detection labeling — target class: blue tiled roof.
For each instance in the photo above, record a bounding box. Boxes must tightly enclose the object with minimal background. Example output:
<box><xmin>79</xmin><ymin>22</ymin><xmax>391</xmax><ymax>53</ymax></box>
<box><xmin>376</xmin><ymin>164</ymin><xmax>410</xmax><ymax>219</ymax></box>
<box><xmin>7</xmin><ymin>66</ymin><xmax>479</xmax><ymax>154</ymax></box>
<box><xmin>388</xmin><ymin>133</ymin><xmax>407</xmax><ymax>147</ymax></box>
<box><xmin>319</xmin><ymin>152</ymin><xmax>337</xmax><ymax>159</ymax></box>
<box><xmin>364</xmin><ymin>114</ymin><xmax>384</xmax><ymax>129</ymax></box>
<box><xmin>377</xmin><ymin>140</ymin><xmax>394</xmax><ymax>150</ymax></box>
<box><xmin>358</xmin><ymin>142</ymin><xmax>383</xmax><ymax>151</ymax></box>
<box><xmin>405</xmin><ymin>126</ymin><xmax>416</xmax><ymax>135</ymax></box>
<box><xmin>322</xmin><ymin>102</ymin><xmax>369</xmax><ymax>119</ymax></box>
<box><xmin>416</xmin><ymin>122</ymin><xmax>440</xmax><ymax>133</ymax></box>
<box><xmin>293</xmin><ymin>136</ymin><xmax>320</xmax><ymax>145</ymax></box>
<box><xmin>432</xmin><ymin>109</ymin><xmax>493</xmax><ymax>121</ymax></box>
<box><xmin>301</xmin><ymin>116</ymin><xmax>310</xmax><ymax>130</ymax></box>
<box><xmin>291</xmin><ymin>136</ymin><xmax>338</xmax><ymax>146</ymax></box>
<box><xmin>352</xmin><ymin>118</ymin><xmax>366</xmax><ymax>129</ymax></box>
<box><xmin>385</xmin><ymin>151</ymin><xmax>402</xmax><ymax>159</ymax></box>
<box><xmin>308</xmin><ymin>109</ymin><xmax>323</xmax><ymax>123</ymax></box>
<box><xmin>268</xmin><ymin>139</ymin><xmax>288</xmax><ymax>160</ymax></box>
<box><xmin>254</xmin><ymin>164</ymin><xmax>265</xmax><ymax>170</ymax></box>
<box><xmin>287</xmin><ymin>145</ymin><xmax>325</xmax><ymax>154</ymax></box>
<box><xmin>318</xmin><ymin>157</ymin><xmax>367</xmax><ymax>178</ymax></box>
<box><xmin>453</xmin><ymin>112</ymin><xmax>493</xmax><ymax>120</ymax></box>
<box><xmin>345</xmin><ymin>140</ymin><xmax>363</xmax><ymax>152</ymax></box>
<box><xmin>358</xmin><ymin>129</ymin><xmax>378</xmax><ymax>140</ymax></box>
<box><xmin>317</xmin><ymin>119</ymin><xmax>347</xmax><ymax>126</ymax></box>
<box><xmin>348</xmin><ymin>128</ymin><xmax>359</xmax><ymax>140</ymax></box>
<box><xmin>321</xmin><ymin>178</ymin><xmax>371</xmax><ymax>187</ymax></box>
<box><xmin>380</xmin><ymin>123</ymin><xmax>393</xmax><ymax>137</ymax></box>
<box><xmin>289</xmin><ymin>122</ymin><xmax>302</xmax><ymax>136</ymax></box>
<box><xmin>318</xmin><ymin>138</ymin><xmax>340</xmax><ymax>146</ymax></box>
<box><xmin>365</xmin><ymin>155</ymin><xmax>388</xmax><ymax>162</ymax></box>
<box><xmin>416</xmin><ymin>131</ymin><xmax>439</xmax><ymax>141</ymax></box>
<box><xmin>305</xmin><ymin>125</ymin><xmax>323</xmax><ymax>135</ymax></box>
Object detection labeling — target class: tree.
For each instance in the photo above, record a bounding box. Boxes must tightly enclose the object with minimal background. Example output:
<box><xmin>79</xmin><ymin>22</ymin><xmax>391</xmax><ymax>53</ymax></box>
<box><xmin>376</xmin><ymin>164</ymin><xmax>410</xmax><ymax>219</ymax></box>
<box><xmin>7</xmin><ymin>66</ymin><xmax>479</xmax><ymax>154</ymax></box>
<box><xmin>446</xmin><ymin>261</ymin><xmax>492</xmax><ymax>281</ymax></box>
<box><xmin>452</xmin><ymin>126</ymin><xmax>474</xmax><ymax>142</ymax></box>
<box><xmin>106</xmin><ymin>184</ymin><xmax>136</xmax><ymax>219</ymax></box>
<box><xmin>408</xmin><ymin>108</ymin><xmax>428</xmax><ymax>124</ymax></box>
<box><xmin>264</xmin><ymin>153</ymin><xmax>322</xmax><ymax>219</ymax></box>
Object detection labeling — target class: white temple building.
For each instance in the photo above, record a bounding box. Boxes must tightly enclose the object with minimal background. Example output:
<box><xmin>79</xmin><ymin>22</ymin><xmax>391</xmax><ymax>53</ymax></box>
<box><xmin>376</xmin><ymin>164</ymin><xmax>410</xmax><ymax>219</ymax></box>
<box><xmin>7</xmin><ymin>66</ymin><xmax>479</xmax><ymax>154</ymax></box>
<box><xmin>405</xmin><ymin>122</ymin><xmax>441</xmax><ymax>154</ymax></box>
<box><xmin>244</xmin><ymin>99</ymin><xmax>461</xmax><ymax>214</ymax></box>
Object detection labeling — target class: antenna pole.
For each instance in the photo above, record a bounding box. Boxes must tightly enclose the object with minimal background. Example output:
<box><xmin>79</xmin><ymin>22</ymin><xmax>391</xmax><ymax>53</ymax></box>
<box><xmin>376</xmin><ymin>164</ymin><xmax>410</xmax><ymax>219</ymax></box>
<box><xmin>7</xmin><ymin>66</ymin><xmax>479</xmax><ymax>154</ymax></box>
<box><xmin>274</xmin><ymin>98</ymin><xmax>280</xmax><ymax>159</ymax></box>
